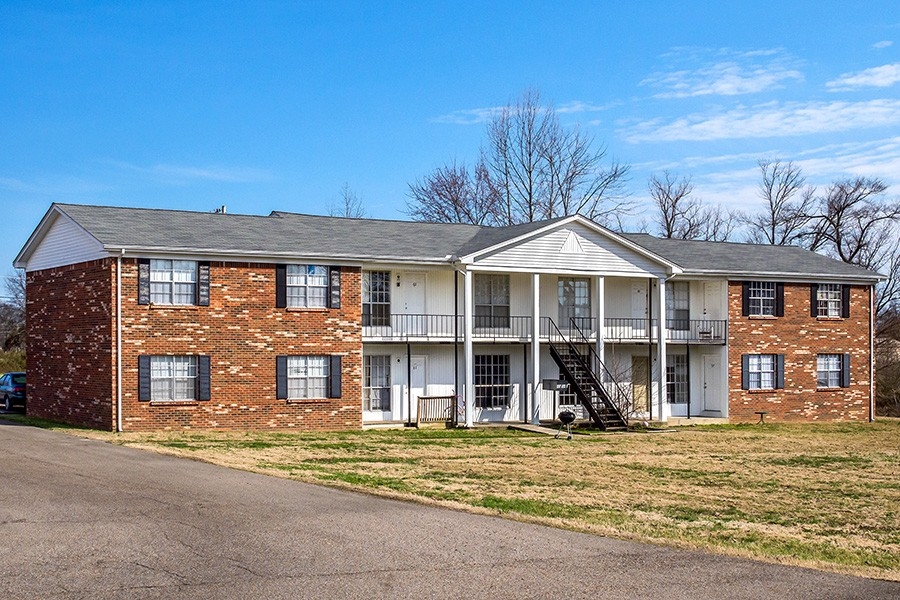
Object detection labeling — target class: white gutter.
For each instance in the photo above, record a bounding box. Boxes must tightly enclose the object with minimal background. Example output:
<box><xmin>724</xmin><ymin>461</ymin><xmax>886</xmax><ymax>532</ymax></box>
<box><xmin>870</xmin><ymin>285</ymin><xmax>875</xmax><ymax>422</ymax></box>
<box><xmin>116</xmin><ymin>250</ymin><xmax>123</xmax><ymax>432</ymax></box>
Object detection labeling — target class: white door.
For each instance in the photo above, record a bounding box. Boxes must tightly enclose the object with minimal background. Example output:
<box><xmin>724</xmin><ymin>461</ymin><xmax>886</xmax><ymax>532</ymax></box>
<box><xmin>407</xmin><ymin>355</ymin><xmax>426</xmax><ymax>421</ymax></box>
<box><xmin>703</xmin><ymin>282</ymin><xmax>721</xmax><ymax>319</ymax></box>
<box><xmin>404</xmin><ymin>272</ymin><xmax>426</xmax><ymax>313</ymax></box>
<box><xmin>631</xmin><ymin>282</ymin><xmax>648</xmax><ymax>338</ymax></box>
<box><xmin>702</xmin><ymin>354</ymin><xmax>722</xmax><ymax>414</ymax></box>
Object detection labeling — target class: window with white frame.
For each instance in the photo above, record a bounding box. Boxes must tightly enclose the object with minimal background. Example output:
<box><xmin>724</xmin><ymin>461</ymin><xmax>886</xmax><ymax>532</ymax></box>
<box><xmin>817</xmin><ymin>284</ymin><xmax>842</xmax><ymax>318</ymax></box>
<box><xmin>666</xmin><ymin>281</ymin><xmax>690</xmax><ymax>330</ymax></box>
<box><xmin>747</xmin><ymin>354</ymin><xmax>776</xmax><ymax>390</ymax></box>
<box><xmin>286</xmin><ymin>265</ymin><xmax>328</xmax><ymax>308</ymax></box>
<box><xmin>666</xmin><ymin>354</ymin><xmax>688</xmax><ymax>404</ymax></box>
<box><xmin>286</xmin><ymin>356</ymin><xmax>328</xmax><ymax>399</ymax></box>
<box><xmin>363</xmin><ymin>355</ymin><xmax>391</xmax><ymax>411</ymax></box>
<box><xmin>474</xmin><ymin>354</ymin><xmax>510</xmax><ymax>408</ymax></box>
<box><xmin>363</xmin><ymin>271</ymin><xmax>391</xmax><ymax>327</ymax></box>
<box><xmin>748</xmin><ymin>282</ymin><xmax>776</xmax><ymax>316</ymax></box>
<box><xmin>150</xmin><ymin>356</ymin><xmax>198</xmax><ymax>401</ymax></box>
<box><xmin>817</xmin><ymin>354</ymin><xmax>843</xmax><ymax>388</ymax></box>
<box><xmin>474</xmin><ymin>274</ymin><xmax>510</xmax><ymax>328</ymax></box>
<box><xmin>558</xmin><ymin>277</ymin><xmax>591</xmax><ymax>330</ymax></box>
<box><xmin>150</xmin><ymin>259</ymin><xmax>197</xmax><ymax>305</ymax></box>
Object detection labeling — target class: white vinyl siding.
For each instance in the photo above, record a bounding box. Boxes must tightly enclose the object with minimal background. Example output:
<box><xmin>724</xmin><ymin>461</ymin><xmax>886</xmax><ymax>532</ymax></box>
<box><xmin>23</xmin><ymin>213</ymin><xmax>107</xmax><ymax>272</ymax></box>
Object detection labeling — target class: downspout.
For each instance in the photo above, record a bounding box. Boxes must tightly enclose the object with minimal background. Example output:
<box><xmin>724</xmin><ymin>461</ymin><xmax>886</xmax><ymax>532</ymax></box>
<box><xmin>870</xmin><ymin>284</ymin><xmax>875</xmax><ymax>422</ymax></box>
<box><xmin>454</xmin><ymin>271</ymin><xmax>459</xmax><ymax>411</ymax></box>
<box><xmin>116</xmin><ymin>250</ymin><xmax>124</xmax><ymax>433</ymax></box>
<box><xmin>647</xmin><ymin>278</ymin><xmax>652</xmax><ymax>421</ymax></box>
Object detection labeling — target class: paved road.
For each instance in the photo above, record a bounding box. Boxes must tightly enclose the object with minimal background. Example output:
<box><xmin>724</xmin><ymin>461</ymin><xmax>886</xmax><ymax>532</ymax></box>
<box><xmin>1</xmin><ymin>421</ymin><xmax>898</xmax><ymax>600</ymax></box>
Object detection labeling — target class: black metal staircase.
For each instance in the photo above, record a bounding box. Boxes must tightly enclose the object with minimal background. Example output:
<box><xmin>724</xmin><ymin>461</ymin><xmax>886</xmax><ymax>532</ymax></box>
<box><xmin>547</xmin><ymin>318</ymin><xmax>629</xmax><ymax>431</ymax></box>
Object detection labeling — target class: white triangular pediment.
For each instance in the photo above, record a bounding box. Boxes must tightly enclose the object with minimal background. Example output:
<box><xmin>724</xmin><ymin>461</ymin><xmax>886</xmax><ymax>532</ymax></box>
<box><xmin>560</xmin><ymin>230</ymin><xmax>585</xmax><ymax>254</ymax></box>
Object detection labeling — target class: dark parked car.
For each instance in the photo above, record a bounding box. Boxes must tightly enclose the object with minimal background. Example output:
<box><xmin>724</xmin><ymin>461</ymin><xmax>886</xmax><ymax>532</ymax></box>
<box><xmin>0</xmin><ymin>372</ymin><xmax>25</xmax><ymax>411</ymax></box>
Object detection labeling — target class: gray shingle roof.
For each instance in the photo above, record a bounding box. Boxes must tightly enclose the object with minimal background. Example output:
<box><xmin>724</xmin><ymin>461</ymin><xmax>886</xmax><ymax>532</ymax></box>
<box><xmin>621</xmin><ymin>233</ymin><xmax>881</xmax><ymax>281</ymax></box>
<box><xmin>42</xmin><ymin>203</ymin><xmax>882</xmax><ymax>281</ymax></box>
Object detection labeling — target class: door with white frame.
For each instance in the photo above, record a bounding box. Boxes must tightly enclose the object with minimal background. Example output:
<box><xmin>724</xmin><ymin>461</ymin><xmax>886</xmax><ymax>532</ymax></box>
<box><xmin>702</xmin><ymin>354</ymin><xmax>723</xmax><ymax>414</ymax></box>
<box><xmin>406</xmin><ymin>355</ymin><xmax>427</xmax><ymax>422</ymax></box>
<box><xmin>363</xmin><ymin>354</ymin><xmax>394</xmax><ymax>422</ymax></box>
<box><xmin>402</xmin><ymin>272</ymin><xmax>426</xmax><ymax>336</ymax></box>
<box><xmin>473</xmin><ymin>353</ymin><xmax>518</xmax><ymax>422</ymax></box>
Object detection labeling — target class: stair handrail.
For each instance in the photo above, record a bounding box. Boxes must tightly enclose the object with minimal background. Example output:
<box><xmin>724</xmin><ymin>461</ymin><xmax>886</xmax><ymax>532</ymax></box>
<box><xmin>564</xmin><ymin>318</ymin><xmax>633</xmax><ymax>422</ymax></box>
<box><xmin>546</xmin><ymin>318</ymin><xmax>629</xmax><ymax>425</ymax></box>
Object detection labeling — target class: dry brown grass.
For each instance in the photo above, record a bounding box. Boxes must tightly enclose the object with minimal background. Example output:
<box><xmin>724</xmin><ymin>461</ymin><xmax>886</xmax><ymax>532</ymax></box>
<box><xmin>67</xmin><ymin>419</ymin><xmax>900</xmax><ymax>580</ymax></box>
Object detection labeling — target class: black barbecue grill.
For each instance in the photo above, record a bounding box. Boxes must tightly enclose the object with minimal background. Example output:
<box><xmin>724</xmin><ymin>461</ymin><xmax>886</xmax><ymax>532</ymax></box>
<box><xmin>555</xmin><ymin>410</ymin><xmax>576</xmax><ymax>440</ymax></box>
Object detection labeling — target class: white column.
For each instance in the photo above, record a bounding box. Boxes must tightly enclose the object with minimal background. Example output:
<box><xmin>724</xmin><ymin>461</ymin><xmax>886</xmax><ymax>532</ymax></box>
<box><xmin>657</xmin><ymin>277</ymin><xmax>669</xmax><ymax>422</ymax></box>
<box><xmin>595</xmin><ymin>276</ymin><xmax>605</xmax><ymax>365</ymax></box>
<box><xmin>531</xmin><ymin>272</ymin><xmax>541</xmax><ymax>424</ymax></box>
<box><xmin>464</xmin><ymin>269</ymin><xmax>475</xmax><ymax>428</ymax></box>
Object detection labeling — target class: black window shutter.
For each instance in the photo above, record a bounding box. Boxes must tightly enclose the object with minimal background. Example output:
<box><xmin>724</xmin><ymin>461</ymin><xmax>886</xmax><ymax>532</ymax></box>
<box><xmin>197</xmin><ymin>356</ymin><xmax>211</xmax><ymax>400</ymax></box>
<box><xmin>775</xmin><ymin>283</ymin><xmax>785</xmax><ymax>317</ymax></box>
<box><xmin>741</xmin><ymin>354</ymin><xmax>750</xmax><ymax>390</ymax></box>
<box><xmin>138</xmin><ymin>355</ymin><xmax>151</xmax><ymax>401</ymax></box>
<box><xmin>328</xmin><ymin>266</ymin><xmax>342</xmax><ymax>309</ymax></box>
<box><xmin>842</xmin><ymin>353</ymin><xmax>851</xmax><ymax>388</ymax></box>
<box><xmin>328</xmin><ymin>355</ymin><xmax>342</xmax><ymax>398</ymax></box>
<box><xmin>138</xmin><ymin>259</ymin><xmax>151</xmax><ymax>305</ymax></box>
<box><xmin>276</xmin><ymin>356</ymin><xmax>288</xmax><ymax>399</ymax></box>
<box><xmin>775</xmin><ymin>354</ymin><xmax>785</xmax><ymax>389</ymax></box>
<box><xmin>810</xmin><ymin>283</ymin><xmax>819</xmax><ymax>318</ymax></box>
<box><xmin>196</xmin><ymin>262</ymin><xmax>210</xmax><ymax>306</ymax></box>
<box><xmin>275</xmin><ymin>265</ymin><xmax>287</xmax><ymax>308</ymax></box>
<box><xmin>841</xmin><ymin>285</ymin><xmax>851</xmax><ymax>318</ymax></box>
<box><xmin>741</xmin><ymin>282</ymin><xmax>750</xmax><ymax>316</ymax></box>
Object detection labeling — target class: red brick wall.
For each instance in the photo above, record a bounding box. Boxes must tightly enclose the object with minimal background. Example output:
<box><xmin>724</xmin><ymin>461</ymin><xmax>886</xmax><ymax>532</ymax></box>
<box><xmin>727</xmin><ymin>282</ymin><xmax>872</xmax><ymax>422</ymax></box>
<box><xmin>26</xmin><ymin>259</ymin><xmax>116</xmax><ymax>429</ymax></box>
<box><xmin>119</xmin><ymin>260</ymin><xmax>363</xmax><ymax>431</ymax></box>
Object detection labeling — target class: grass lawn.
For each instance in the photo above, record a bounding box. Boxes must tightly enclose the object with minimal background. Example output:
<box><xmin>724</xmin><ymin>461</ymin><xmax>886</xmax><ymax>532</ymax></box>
<box><xmin>28</xmin><ymin>417</ymin><xmax>900</xmax><ymax>581</ymax></box>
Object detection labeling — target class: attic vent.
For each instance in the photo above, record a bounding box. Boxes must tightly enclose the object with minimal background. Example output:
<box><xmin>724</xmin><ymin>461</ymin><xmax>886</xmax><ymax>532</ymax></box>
<box><xmin>560</xmin><ymin>230</ymin><xmax>585</xmax><ymax>254</ymax></box>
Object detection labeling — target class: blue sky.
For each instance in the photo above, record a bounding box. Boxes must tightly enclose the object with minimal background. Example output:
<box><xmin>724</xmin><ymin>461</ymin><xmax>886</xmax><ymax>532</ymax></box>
<box><xmin>2</xmin><ymin>1</ymin><xmax>900</xmax><ymax>274</ymax></box>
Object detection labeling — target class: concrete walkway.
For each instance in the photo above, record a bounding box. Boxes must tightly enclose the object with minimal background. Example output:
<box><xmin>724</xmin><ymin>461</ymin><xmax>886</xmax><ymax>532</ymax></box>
<box><xmin>1</xmin><ymin>420</ymin><xmax>897</xmax><ymax>600</ymax></box>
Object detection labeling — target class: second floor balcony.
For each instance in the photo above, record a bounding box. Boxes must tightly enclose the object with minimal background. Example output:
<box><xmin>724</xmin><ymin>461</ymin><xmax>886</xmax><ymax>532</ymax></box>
<box><xmin>362</xmin><ymin>314</ymin><xmax>727</xmax><ymax>344</ymax></box>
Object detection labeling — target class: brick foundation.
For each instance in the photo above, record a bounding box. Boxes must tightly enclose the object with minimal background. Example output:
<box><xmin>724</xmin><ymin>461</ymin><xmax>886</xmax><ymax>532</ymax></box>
<box><xmin>727</xmin><ymin>282</ymin><xmax>872</xmax><ymax>422</ymax></box>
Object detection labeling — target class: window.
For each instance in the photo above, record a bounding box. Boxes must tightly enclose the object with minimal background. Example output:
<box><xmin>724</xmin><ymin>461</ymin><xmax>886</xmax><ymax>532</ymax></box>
<box><xmin>363</xmin><ymin>355</ymin><xmax>391</xmax><ymax>411</ymax></box>
<box><xmin>363</xmin><ymin>271</ymin><xmax>391</xmax><ymax>327</ymax></box>
<box><xmin>286</xmin><ymin>265</ymin><xmax>328</xmax><ymax>308</ymax></box>
<box><xmin>666</xmin><ymin>354</ymin><xmax>688</xmax><ymax>404</ymax></box>
<box><xmin>474</xmin><ymin>274</ymin><xmax>510</xmax><ymax>328</ymax></box>
<box><xmin>811</xmin><ymin>283</ymin><xmax>849</xmax><ymax>319</ymax></box>
<box><xmin>666</xmin><ymin>281</ymin><xmax>690</xmax><ymax>330</ymax></box>
<box><xmin>149</xmin><ymin>356</ymin><xmax>198</xmax><ymax>401</ymax></box>
<box><xmin>474</xmin><ymin>354</ymin><xmax>510</xmax><ymax>408</ymax></box>
<box><xmin>286</xmin><ymin>356</ymin><xmax>329</xmax><ymax>399</ymax></box>
<box><xmin>741</xmin><ymin>354</ymin><xmax>785</xmax><ymax>391</ymax></box>
<box><xmin>150</xmin><ymin>259</ymin><xmax>197</xmax><ymax>305</ymax></box>
<box><xmin>748</xmin><ymin>282</ymin><xmax>776</xmax><ymax>316</ymax></box>
<box><xmin>817</xmin><ymin>354</ymin><xmax>850</xmax><ymax>388</ymax></box>
<box><xmin>559</xmin><ymin>277</ymin><xmax>591</xmax><ymax>330</ymax></box>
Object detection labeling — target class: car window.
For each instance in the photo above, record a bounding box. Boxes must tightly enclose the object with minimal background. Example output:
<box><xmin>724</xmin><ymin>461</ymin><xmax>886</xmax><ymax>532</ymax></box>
<box><xmin>11</xmin><ymin>374</ymin><xmax>25</xmax><ymax>384</ymax></box>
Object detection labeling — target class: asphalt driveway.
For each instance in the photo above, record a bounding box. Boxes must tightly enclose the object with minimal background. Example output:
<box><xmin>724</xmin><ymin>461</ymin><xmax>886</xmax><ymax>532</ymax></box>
<box><xmin>1</xmin><ymin>421</ymin><xmax>897</xmax><ymax>600</ymax></box>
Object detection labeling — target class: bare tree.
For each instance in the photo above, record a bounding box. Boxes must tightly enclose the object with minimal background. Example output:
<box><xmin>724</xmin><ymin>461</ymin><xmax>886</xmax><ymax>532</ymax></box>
<box><xmin>409</xmin><ymin>89</ymin><xmax>630</xmax><ymax>227</ymax></box>
<box><xmin>810</xmin><ymin>177</ymin><xmax>897</xmax><ymax>264</ymax></box>
<box><xmin>406</xmin><ymin>159</ymin><xmax>500</xmax><ymax>225</ymax></box>
<box><xmin>650</xmin><ymin>171</ymin><xmax>699</xmax><ymax>239</ymax></box>
<box><xmin>742</xmin><ymin>159</ymin><xmax>817</xmax><ymax>246</ymax></box>
<box><xmin>0</xmin><ymin>270</ymin><xmax>25</xmax><ymax>351</ymax></box>
<box><xmin>329</xmin><ymin>183</ymin><xmax>367</xmax><ymax>219</ymax></box>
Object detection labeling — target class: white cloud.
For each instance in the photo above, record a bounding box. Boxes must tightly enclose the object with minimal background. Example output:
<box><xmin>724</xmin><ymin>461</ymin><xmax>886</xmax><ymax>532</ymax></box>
<box><xmin>872</xmin><ymin>40</ymin><xmax>893</xmax><ymax>49</ymax></box>
<box><xmin>826</xmin><ymin>63</ymin><xmax>900</xmax><ymax>90</ymax></box>
<box><xmin>108</xmin><ymin>161</ymin><xmax>272</xmax><ymax>184</ymax></box>
<box><xmin>433</xmin><ymin>100</ymin><xmax>612</xmax><ymax>125</ymax></box>
<box><xmin>641</xmin><ymin>47</ymin><xmax>804</xmax><ymax>98</ymax></box>
<box><xmin>623</xmin><ymin>99</ymin><xmax>900</xmax><ymax>143</ymax></box>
